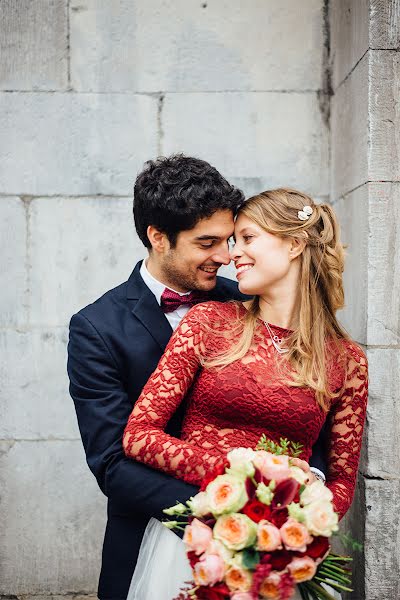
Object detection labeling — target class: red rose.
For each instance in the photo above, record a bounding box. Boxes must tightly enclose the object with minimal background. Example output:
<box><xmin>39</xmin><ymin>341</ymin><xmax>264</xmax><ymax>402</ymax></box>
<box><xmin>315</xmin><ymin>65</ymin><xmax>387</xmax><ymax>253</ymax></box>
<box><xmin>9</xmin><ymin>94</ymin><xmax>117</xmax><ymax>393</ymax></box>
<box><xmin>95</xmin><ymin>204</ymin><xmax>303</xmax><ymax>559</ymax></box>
<box><xmin>304</xmin><ymin>536</ymin><xmax>330</xmax><ymax>560</ymax></box>
<box><xmin>242</xmin><ymin>499</ymin><xmax>272</xmax><ymax>523</ymax></box>
<box><xmin>270</xmin><ymin>507</ymin><xmax>289</xmax><ymax>528</ymax></box>
<box><xmin>187</xmin><ymin>551</ymin><xmax>200</xmax><ymax>569</ymax></box>
<box><xmin>196</xmin><ymin>583</ymin><xmax>230</xmax><ymax>599</ymax></box>
<box><xmin>268</xmin><ymin>549</ymin><xmax>293</xmax><ymax>571</ymax></box>
<box><xmin>200</xmin><ymin>462</ymin><xmax>227</xmax><ymax>491</ymax></box>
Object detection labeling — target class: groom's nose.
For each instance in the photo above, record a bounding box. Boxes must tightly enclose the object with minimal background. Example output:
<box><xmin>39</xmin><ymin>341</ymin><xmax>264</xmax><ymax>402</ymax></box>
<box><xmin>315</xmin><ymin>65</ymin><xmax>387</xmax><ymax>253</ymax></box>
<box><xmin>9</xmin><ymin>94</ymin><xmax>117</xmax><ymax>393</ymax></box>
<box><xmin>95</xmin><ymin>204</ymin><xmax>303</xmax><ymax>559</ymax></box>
<box><xmin>211</xmin><ymin>243</ymin><xmax>231</xmax><ymax>265</ymax></box>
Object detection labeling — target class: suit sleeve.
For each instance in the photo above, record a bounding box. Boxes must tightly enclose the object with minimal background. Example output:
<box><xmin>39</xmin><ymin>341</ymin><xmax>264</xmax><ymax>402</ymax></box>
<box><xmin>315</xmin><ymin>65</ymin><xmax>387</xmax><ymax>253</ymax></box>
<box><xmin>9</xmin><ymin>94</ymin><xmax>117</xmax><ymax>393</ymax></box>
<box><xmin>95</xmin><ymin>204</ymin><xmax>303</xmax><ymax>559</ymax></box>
<box><xmin>67</xmin><ymin>312</ymin><xmax>198</xmax><ymax>518</ymax></box>
<box><xmin>308</xmin><ymin>421</ymin><xmax>328</xmax><ymax>475</ymax></box>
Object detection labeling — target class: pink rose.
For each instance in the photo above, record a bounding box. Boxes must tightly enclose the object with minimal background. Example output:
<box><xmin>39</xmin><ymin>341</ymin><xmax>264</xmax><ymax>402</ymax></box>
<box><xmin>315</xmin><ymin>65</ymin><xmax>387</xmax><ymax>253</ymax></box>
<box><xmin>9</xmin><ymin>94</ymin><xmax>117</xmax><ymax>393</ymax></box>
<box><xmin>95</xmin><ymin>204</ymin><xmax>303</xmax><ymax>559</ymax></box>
<box><xmin>256</xmin><ymin>520</ymin><xmax>282</xmax><ymax>552</ymax></box>
<box><xmin>230</xmin><ymin>593</ymin><xmax>255</xmax><ymax>600</ymax></box>
<box><xmin>288</xmin><ymin>556</ymin><xmax>317</xmax><ymax>583</ymax></box>
<box><xmin>280</xmin><ymin>518</ymin><xmax>313</xmax><ymax>552</ymax></box>
<box><xmin>253</xmin><ymin>451</ymin><xmax>291</xmax><ymax>483</ymax></box>
<box><xmin>183</xmin><ymin>518</ymin><xmax>213</xmax><ymax>555</ymax></box>
<box><xmin>193</xmin><ymin>553</ymin><xmax>226</xmax><ymax>586</ymax></box>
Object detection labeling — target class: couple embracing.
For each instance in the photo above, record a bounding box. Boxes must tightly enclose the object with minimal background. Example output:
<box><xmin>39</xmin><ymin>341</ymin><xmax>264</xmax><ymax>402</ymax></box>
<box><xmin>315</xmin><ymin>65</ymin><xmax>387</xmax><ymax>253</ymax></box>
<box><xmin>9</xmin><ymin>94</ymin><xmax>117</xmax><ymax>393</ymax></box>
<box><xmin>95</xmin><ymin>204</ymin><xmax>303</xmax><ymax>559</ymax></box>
<box><xmin>68</xmin><ymin>154</ymin><xmax>368</xmax><ymax>600</ymax></box>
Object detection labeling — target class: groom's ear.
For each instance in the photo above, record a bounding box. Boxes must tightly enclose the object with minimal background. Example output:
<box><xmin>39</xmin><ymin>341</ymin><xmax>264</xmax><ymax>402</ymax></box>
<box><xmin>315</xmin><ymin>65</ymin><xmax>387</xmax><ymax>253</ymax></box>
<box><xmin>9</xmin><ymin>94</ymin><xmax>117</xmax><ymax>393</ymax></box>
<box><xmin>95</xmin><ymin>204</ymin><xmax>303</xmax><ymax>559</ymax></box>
<box><xmin>147</xmin><ymin>225</ymin><xmax>169</xmax><ymax>253</ymax></box>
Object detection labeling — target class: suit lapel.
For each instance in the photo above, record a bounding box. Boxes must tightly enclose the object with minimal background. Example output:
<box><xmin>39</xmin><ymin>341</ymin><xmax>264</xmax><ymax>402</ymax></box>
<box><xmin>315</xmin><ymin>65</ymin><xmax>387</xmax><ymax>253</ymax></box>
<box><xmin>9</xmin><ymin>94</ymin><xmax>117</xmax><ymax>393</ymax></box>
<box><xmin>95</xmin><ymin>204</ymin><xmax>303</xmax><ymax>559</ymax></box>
<box><xmin>127</xmin><ymin>262</ymin><xmax>173</xmax><ymax>351</ymax></box>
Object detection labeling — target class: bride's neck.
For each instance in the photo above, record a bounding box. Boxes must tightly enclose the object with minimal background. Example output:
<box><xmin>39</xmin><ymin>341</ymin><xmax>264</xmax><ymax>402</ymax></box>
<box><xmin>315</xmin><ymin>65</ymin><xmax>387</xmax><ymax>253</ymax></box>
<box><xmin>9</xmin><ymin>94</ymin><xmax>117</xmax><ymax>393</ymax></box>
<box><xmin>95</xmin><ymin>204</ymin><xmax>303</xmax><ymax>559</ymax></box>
<box><xmin>257</xmin><ymin>292</ymin><xmax>298</xmax><ymax>330</ymax></box>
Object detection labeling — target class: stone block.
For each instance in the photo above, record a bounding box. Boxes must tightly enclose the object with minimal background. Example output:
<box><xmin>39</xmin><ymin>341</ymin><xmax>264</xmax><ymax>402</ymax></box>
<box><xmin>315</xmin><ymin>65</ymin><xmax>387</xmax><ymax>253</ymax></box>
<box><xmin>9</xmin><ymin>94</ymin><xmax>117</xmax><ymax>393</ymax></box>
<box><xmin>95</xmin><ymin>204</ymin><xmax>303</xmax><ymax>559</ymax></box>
<box><xmin>364</xmin><ymin>479</ymin><xmax>400</xmax><ymax>600</ymax></box>
<box><xmin>364</xmin><ymin>349</ymin><xmax>400</xmax><ymax>478</ymax></box>
<box><xmin>0</xmin><ymin>0</ymin><xmax>68</xmax><ymax>90</ymax></box>
<box><xmin>370</xmin><ymin>0</ymin><xmax>400</xmax><ymax>49</ymax></box>
<box><xmin>163</xmin><ymin>92</ymin><xmax>329</xmax><ymax>197</ymax></box>
<box><xmin>330</xmin><ymin>0</ymin><xmax>369</xmax><ymax>89</ymax></box>
<box><xmin>0</xmin><ymin>440</ymin><xmax>106</xmax><ymax>594</ymax></box>
<box><xmin>336</xmin><ymin>182</ymin><xmax>400</xmax><ymax>346</ymax></box>
<box><xmin>331</xmin><ymin>52</ymin><xmax>369</xmax><ymax>200</ymax></box>
<box><xmin>0</xmin><ymin>328</ymin><xmax>79</xmax><ymax>440</ymax></box>
<box><xmin>0</xmin><ymin>93</ymin><xmax>158</xmax><ymax>195</ymax></box>
<box><xmin>28</xmin><ymin>197</ymin><xmax>146</xmax><ymax>327</ymax></box>
<box><xmin>368</xmin><ymin>182</ymin><xmax>400</xmax><ymax>345</ymax></box>
<box><xmin>70</xmin><ymin>0</ymin><xmax>323</xmax><ymax>93</ymax></box>
<box><xmin>0</xmin><ymin>197</ymin><xmax>28</xmax><ymax>328</ymax></box>
<box><xmin>369</xmin><ymin>50</ymin><xmax>400</xmax><ymax>183</ymax></box>
<box><xmin>335</xmin><ymin>184</ymin><xmax>369</xmax><ymax>346</ymax></box>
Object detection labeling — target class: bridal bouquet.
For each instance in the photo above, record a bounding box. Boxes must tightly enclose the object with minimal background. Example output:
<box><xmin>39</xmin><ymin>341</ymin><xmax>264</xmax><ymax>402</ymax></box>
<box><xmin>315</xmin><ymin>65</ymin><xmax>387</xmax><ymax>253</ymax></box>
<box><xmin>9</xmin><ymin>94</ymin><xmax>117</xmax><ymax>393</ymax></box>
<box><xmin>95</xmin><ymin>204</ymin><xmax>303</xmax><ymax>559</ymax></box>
<box><xmin>163</xmin><ymin>438</ymin><xmax>353</xmax><ymax>600</ymax></box>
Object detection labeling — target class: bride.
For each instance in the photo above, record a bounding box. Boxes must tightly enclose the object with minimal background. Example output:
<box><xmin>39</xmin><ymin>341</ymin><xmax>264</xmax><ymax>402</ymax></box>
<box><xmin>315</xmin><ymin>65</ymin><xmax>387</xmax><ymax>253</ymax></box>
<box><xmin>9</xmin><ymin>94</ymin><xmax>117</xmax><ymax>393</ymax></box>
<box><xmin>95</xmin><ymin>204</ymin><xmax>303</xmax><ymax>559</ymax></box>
<box><xmin>123</xmin><ymin>188</ymin><xmax>368</xmax><ymax>600</ymax></box>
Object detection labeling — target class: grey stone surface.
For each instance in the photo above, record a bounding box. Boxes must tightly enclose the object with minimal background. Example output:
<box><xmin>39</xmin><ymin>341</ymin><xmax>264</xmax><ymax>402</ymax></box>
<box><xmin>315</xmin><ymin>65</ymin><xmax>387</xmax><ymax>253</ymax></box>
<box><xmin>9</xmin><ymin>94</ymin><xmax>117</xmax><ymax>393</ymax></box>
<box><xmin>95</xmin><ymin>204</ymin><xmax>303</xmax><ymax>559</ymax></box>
<box><xmin>330</xmin><ymin>0</ymin><xmax>369</xmax><ymax>89</ymax></box>
<box><xmin>0</xmin><ymin>0</ymin><xmax>68</xmax><ymax>91</ymax></box>
<box><xmin>367</xmin><ymin>182</ymin><xmax>400</xmax><ymax>345</ymax></box>
<box><xmin>335</xmin><ymin>184</ymin><xmax>369</xmax><ymax>346</ymax></box>
<box><xmin>370</xmin><ymin>0</ymin><xmax>400</xmax><ymax>49</ymax></box>
<box><xmin>364</xmin><ymin>479</ymin><xmax>400</xmax><ymax>600</ymax></box>
<box><xmin>28</xmin><ymin>197</ymin><xmax>145</xmax><ymax>327</ymax></box>
<box><xmin>0</xmin><ymin>197</ymin><xmax>28</xmax><ymax>328</ymax></box>
<box><xmin>365</xmin><ymin>349</ymin><xmax>400</xmax><ymax>478</ymax></box>
<box><xmin>163</xmin><ymin>92</ymin><xmax>329</xmax><ymax>197</ymax></box>
<box><xmin>331</xmin><ymin>52</ymin><xmax>369</xmax><ymax>199</ymax></box>
<box><xmin>0</xmin><ymin>328</ymin><xmax>79</xmax><ymax>440</ymax></box>
<box><xmin>0</xmin><ymin>440</ymin><xmax>106</xmax><ymax>594</ymax></box>
<box><xmin>369</xmin><ymin>50</ymin><xmax>400</xmax><ymax>184</ymax></box>
<box><xmin>336</xmin><ymin>182</ymin><xmax>400</xmax><ymax>347</ymax></box>
<box><xmin>0</xmin><ymin>93</ymin><xmax>158</xmax><ymax>196</ymax></box>
<box><xmin>70</xmin><ymin>0</ymin><xmax>324</xmax><ymax>93</ymax></box>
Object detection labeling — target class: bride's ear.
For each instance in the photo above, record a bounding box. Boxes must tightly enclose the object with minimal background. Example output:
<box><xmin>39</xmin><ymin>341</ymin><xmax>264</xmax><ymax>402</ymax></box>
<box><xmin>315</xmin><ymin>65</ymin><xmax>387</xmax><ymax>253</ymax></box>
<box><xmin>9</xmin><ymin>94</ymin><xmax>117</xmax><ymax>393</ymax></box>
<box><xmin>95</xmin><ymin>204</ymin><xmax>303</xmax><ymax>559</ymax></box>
<box><xmin>288</xmin><ymin>234</ymin><xmax>307</xmax><ymax>260</ymax></box>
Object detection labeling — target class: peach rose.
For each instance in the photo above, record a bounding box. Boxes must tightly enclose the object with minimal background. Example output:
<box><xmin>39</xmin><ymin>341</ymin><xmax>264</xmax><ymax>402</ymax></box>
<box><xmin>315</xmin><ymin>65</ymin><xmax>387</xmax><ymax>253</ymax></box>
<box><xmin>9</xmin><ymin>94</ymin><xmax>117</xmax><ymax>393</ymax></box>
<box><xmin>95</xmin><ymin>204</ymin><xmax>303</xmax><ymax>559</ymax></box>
<box><xmin>230</xmin><ymin>593</ymin><xmax>255</xmax><ymax>600</ymax></box>
<box><xmin>303</xmin><ymin>500</ymin><xmax>339</xmax><ymax>537</ymax></box>
<box><xmin>214</xmin><ymin>513</ymin><xmax>257</xmax><ymax>551</ymax></box>
<box><xmin>193</xmin><ymin>553</ymin><xmax>226</xmax><ymax>586</ymax></box>
<box><xmin>301</xmin><ymin>480</ymin><xmax>333</xmax><ymax>505</ymax></box>
<box><xmin>259</xmin><ymin>572</ymin><xmax>282</xmax><ymax>599</ymax></box>
<box><xmin>225</xmin><ymin>565</ymin><xmax>252</xmax><ymax>592</ymax></box>
<box><xmin>183</xmin><ymin>518</ymin><xmax>213</xmax><ymax>555</ymax></box>
<box><xmin>206</xmin><ymin>474</ymin><xmax>248</xmax><ymax>515</ymax></box>
<box><xmin>253</xmin><ymin>451</ymin><xmax>291</xmax><ymax>483</ymax></box>
<box><xmin>256</xmin><ymin>520</ymin><xmax>282</xmax><ymax>552</ymax></box>
<box><xmin>288</xmin><ymin>556</ymin><xmax>317</xmax><ymax>583</ymax></box>
<box><xmin>205</xmin><ymin>539</ymin><xmax>233</xmax><ymax>563</ymax></box>
<box><xmin>280</xmin><ymin>518</ymin><xmax>313</xmax><ymax>552</ymax></box>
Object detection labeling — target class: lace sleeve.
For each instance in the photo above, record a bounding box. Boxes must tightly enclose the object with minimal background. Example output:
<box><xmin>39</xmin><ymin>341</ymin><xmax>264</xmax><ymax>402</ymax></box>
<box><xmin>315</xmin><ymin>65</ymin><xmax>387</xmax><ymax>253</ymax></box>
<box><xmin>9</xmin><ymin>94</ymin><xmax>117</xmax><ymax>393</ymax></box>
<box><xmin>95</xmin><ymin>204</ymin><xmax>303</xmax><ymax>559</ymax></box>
<box><xmin>123</xmin><ymin>303</ymin><xmax>223</xmax><ymax>486</ymax></box>
<box><xmin>326</xmin><ymin>342</ymin><xmax>368</xmax><ymax>518</ymax></box>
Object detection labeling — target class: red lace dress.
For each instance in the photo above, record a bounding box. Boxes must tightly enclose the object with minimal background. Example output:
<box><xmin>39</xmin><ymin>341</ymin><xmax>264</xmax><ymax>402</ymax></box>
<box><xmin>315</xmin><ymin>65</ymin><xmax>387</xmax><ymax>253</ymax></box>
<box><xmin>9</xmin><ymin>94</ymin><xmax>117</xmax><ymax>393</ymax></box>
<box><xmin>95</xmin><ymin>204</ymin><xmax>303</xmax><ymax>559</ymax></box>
<box><xmin>123</xmin><ymin>301</ymin><xmax>368</xmax><ymax>519</ymax></box>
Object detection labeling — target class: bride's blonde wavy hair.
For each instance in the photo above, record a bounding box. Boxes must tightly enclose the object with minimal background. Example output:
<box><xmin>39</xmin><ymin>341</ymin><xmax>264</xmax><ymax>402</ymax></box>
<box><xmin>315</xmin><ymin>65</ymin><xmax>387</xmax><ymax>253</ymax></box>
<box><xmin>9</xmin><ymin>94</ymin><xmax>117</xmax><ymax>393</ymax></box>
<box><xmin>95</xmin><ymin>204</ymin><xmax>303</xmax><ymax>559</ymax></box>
<box><xmin>204</xmin><ymin>188</ymin><xmax>348</xmax><ymax>411</ymax></box>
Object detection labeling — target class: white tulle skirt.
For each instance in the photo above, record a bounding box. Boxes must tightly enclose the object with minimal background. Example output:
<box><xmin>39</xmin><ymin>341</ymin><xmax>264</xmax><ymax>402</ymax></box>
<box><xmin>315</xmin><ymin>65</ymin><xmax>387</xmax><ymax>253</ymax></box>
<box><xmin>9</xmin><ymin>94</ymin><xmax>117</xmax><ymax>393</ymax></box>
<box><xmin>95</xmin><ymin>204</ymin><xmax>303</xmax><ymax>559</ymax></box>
<box><xmin>127</xmin><ymin>518</ymin><xmax>341</xmax><ymax>600</ymax></box>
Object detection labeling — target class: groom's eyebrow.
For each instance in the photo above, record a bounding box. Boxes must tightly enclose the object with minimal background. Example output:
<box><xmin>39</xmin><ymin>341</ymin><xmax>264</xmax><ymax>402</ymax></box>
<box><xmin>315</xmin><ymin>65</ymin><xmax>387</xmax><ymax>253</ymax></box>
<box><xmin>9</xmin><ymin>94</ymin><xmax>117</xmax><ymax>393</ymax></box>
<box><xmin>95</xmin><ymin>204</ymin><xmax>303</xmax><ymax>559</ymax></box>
<box><xmin>194</xmin><ymin>235</ymin><xmax>222</xmax><ymax>241</ymax></box>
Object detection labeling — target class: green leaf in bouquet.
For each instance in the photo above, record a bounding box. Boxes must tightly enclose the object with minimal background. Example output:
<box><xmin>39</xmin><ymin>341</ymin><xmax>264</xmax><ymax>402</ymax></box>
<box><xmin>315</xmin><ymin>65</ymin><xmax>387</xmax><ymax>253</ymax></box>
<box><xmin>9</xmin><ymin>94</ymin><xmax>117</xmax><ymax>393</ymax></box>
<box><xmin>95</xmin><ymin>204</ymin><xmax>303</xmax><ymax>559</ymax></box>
<box><xmin>255</xmin><ymin>435</ymin><xmax>304</xmax><ymax>458</ymax></box>
<box><xmin>241</xmin><ymin>548</ymin><xmax>260</xmax><ymax>570</ymax></box>
<box><xmin>335</xmin><ymin>531</ymin><xmax>363</xmax><ymax>552</ymax></box>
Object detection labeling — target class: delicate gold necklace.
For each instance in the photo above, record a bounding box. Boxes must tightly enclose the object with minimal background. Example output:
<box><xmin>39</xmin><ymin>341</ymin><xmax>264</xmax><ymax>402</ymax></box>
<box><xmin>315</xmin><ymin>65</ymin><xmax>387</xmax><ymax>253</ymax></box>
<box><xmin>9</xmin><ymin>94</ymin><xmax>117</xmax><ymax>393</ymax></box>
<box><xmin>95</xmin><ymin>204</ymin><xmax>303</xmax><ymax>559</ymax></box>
<box><xmin>263</xmin><ymin>321</ymin><xmax>289</xmax><ymax>354</ymax></box>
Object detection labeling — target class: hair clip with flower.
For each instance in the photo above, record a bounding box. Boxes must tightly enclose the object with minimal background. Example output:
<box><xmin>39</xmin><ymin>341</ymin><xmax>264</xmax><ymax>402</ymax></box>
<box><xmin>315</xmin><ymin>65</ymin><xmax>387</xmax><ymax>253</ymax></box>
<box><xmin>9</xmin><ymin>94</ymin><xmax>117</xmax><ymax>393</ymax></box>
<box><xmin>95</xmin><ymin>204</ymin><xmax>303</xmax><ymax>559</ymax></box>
<box><xmin>298</xmin><ymin>205</ymin><xmax>313</xmax><ymax>221</ymax></box>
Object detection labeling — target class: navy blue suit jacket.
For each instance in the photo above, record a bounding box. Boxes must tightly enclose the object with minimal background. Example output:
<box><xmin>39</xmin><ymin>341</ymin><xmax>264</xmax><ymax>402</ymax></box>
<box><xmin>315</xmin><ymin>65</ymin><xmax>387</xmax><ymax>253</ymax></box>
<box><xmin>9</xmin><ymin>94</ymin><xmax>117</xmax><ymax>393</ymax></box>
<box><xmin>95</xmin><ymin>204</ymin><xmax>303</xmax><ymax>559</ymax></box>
<box><xmin>67</xmin><ymin>261</ymin><xmax>327</xmax><ymax>599</ymax></box>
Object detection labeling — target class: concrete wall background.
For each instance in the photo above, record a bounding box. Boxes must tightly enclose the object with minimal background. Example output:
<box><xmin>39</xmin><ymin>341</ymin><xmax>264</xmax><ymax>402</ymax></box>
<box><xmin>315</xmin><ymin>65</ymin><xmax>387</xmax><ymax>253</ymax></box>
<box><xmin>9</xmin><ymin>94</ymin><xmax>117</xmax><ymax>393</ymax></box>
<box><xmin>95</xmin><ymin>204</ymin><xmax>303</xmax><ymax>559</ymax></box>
<box><xmin>0</xmin><ymin>1</ymin><xmax>398</xmax><ymax>598</ymax></box>
<box><xmin>330</xmin><ymin>2</ymin><xmax>400</xmax><ymax>599</ymax></box>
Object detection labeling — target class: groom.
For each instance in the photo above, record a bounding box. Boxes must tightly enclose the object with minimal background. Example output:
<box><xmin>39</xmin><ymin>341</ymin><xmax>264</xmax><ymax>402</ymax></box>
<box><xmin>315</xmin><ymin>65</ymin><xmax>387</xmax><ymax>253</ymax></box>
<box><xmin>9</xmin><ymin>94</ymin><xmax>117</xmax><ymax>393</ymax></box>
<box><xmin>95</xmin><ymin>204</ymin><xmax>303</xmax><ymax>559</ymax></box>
<box><xmin>68</xmin><ymin>155</ymin><xmax>326</xmax><ymax>600</ymax></box>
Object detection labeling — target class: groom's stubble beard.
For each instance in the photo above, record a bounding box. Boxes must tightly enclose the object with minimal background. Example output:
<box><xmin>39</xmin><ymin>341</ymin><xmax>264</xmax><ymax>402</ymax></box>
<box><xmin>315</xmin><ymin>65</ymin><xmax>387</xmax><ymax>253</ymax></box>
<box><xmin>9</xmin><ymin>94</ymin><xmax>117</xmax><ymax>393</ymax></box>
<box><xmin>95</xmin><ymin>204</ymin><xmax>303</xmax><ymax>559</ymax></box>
<box><xmin>160</xmin><ymin>247</ymin><xmax>221</xmax><ymax>292</ymax></box>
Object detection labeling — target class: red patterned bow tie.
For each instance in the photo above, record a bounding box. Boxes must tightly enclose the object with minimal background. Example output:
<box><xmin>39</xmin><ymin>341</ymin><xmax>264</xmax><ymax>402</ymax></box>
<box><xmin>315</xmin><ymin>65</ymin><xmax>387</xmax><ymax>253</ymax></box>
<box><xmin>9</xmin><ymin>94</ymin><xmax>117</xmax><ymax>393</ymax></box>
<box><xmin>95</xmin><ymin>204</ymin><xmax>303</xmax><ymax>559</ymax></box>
<box><xmin>160</xmin><ymin>288</ymin><xmax>209</xmax><ymax>313</ymax></box>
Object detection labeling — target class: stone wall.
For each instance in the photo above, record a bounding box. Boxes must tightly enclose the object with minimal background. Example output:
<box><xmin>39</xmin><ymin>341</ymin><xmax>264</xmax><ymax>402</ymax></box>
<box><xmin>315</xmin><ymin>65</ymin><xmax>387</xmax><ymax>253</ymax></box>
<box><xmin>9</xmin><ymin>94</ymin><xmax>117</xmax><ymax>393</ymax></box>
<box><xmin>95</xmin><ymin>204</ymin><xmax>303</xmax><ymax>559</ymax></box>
<box><xmin>330</xmin><ymin>1</ymin><xmax>400</xmax><ymax>599</ymax></box>
<box><xmin>0</xmin><ymin>0</ymin><xmax>328</xmax><ymax>595</ymax></box>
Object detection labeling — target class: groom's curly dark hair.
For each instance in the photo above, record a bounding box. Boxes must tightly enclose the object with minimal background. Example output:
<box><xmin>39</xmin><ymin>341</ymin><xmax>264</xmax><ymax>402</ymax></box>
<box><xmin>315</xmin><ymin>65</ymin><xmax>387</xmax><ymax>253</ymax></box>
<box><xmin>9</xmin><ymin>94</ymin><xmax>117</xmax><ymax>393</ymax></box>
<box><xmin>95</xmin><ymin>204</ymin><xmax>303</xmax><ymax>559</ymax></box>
<box><xmin>133</xmin><ymin>154</ymin><xmax>244</xmax><ymax>248</ymax></box>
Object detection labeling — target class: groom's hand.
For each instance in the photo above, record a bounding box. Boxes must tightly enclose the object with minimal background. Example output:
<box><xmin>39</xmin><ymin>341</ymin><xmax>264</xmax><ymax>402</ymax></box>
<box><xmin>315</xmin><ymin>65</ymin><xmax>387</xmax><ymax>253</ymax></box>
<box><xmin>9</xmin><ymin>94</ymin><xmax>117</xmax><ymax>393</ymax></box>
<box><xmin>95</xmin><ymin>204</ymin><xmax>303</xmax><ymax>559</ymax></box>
<box><xmin>290</xmin><ymin>457</ymin><xmax>318</xmax><ymax>485</ymax></box>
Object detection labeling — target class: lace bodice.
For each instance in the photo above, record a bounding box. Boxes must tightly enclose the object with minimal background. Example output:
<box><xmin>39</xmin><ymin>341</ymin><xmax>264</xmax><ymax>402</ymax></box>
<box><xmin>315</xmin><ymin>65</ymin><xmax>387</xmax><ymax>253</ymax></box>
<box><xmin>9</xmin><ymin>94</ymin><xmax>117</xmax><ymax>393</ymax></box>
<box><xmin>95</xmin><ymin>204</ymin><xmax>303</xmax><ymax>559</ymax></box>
<box><xmin>123</xmin><ymin>302</ymin><xmax>368</xmax><ymax>518</ymax></box>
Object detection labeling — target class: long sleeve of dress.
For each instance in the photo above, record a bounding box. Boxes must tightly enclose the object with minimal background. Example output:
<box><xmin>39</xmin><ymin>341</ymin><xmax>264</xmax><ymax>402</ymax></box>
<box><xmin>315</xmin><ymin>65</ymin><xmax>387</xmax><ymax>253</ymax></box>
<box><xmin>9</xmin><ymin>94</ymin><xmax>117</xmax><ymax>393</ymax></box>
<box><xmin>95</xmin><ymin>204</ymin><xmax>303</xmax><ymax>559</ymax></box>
<box><xmin>326</xmin><ymin>342</ymin><xmax>368</xmax><ymax>518</ymax></box>
<box><xmin>123</xmin><ymin>304</ymin><xmax>224</xmax><ymax>486</ymax></box>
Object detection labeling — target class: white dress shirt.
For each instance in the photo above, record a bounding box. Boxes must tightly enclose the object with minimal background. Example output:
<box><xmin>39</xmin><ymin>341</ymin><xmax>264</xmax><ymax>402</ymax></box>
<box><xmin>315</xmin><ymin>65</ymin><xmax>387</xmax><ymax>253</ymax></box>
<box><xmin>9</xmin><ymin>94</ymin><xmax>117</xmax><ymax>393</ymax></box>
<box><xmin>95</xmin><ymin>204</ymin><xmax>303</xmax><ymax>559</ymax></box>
<box><xmin>140</xmin><ymin>260</ymin><xmax>191</xmax><ymax>330</ymax></box>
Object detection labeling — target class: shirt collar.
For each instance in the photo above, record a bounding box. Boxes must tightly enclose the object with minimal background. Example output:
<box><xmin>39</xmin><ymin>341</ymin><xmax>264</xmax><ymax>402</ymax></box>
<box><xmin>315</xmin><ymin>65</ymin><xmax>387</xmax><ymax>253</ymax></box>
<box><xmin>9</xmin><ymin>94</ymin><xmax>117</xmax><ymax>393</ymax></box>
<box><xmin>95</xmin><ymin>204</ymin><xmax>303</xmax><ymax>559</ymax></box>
<box><xmin>140</xmin><ymin>259</ymin><xmax>191</xmax><ymax>306</ymax></box>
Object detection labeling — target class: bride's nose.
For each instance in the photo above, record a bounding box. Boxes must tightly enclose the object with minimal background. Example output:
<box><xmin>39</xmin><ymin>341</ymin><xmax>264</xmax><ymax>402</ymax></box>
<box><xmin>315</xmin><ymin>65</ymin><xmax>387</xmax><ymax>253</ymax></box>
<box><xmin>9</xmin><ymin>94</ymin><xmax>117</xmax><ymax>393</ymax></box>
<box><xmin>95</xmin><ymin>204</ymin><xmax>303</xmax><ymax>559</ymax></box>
<box><xmin>229</xmin><ymin>242</ymin><xmax>242</xmax><ymax>262</ymax></box>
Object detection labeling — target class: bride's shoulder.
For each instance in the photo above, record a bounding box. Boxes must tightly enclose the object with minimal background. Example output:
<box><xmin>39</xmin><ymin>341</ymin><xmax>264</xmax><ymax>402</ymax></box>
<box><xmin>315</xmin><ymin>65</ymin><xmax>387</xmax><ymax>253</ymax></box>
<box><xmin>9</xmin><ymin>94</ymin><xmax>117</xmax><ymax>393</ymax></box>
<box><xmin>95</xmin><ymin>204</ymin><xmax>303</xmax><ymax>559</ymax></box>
<box><xmin>187</xmin><ymin>300</ymin><xmax>243</xmax><ymax>324</ymax></box>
